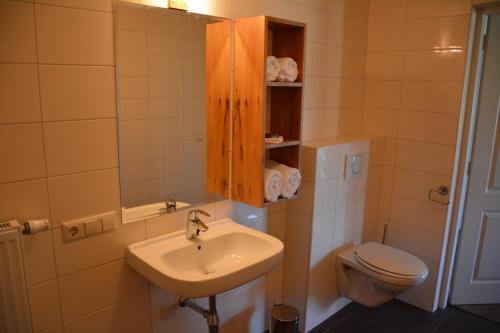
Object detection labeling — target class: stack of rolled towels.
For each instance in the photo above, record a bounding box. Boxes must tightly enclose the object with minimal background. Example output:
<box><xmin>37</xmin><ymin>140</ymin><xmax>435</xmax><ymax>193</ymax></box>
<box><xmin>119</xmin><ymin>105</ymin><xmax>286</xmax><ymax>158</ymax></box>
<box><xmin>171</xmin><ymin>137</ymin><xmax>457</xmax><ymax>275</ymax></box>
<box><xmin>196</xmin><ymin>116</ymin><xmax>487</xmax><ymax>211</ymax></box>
<box><xmin>264</xmin><ymin>160</ymin><xmax>302</xmax><ymax>202</ymax></box>
<box><xmin>266</xmin><ymin>56</ymin><xmax>299</xmax><ymax>82</ymax></box>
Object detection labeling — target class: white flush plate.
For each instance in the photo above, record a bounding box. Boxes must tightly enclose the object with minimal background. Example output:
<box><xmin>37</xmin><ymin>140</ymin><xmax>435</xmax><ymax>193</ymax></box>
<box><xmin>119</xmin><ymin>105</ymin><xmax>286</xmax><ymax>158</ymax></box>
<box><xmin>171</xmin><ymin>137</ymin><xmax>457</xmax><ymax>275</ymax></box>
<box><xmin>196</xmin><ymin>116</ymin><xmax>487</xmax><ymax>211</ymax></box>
<box><xmin>344</xmin><ymin>151</ymin><xmax>367</xmax><ymax>180</ymax></box>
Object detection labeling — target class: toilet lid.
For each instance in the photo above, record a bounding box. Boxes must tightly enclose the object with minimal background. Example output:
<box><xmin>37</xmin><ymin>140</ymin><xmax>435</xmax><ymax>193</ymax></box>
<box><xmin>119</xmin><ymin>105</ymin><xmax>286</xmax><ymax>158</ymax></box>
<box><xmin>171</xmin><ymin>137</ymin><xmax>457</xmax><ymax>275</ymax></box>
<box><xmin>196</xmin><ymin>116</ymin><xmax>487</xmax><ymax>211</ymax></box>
<box><xmin>354</xmin><ymin>242</ymin><xmax>427</xmax><ymax>278</ymax></box>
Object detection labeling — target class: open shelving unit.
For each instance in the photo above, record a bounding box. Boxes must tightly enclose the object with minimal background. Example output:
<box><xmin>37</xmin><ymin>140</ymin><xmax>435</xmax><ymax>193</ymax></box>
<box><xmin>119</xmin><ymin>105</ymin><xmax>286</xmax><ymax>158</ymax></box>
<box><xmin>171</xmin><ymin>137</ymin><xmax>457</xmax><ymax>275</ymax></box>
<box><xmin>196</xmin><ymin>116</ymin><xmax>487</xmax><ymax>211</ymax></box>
<box><xmin>232</xmin><ymin>16</ymin><xmax>306</xmax><ymax>207</ymax></box>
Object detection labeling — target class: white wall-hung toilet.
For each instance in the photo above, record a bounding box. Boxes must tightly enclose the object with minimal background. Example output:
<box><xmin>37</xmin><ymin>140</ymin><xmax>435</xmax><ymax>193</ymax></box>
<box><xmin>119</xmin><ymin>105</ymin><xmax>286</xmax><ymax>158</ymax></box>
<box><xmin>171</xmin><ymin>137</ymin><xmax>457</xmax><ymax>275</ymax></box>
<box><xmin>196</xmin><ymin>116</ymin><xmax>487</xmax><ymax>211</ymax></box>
<box><xmin>336</xmin><ymin>242</ymin><xmax>428</xmax><ymax>307</ymax></box>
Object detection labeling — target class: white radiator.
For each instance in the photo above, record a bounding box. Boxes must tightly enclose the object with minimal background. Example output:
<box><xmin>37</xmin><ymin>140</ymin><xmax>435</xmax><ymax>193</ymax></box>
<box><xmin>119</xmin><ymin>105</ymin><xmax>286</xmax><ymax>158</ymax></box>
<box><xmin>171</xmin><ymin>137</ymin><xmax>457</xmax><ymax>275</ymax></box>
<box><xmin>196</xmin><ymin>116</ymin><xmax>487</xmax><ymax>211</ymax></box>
<box><xmin>0</xmin><ymin>220</ymin><xmax>32</xmax><ymax>333</ymax></box>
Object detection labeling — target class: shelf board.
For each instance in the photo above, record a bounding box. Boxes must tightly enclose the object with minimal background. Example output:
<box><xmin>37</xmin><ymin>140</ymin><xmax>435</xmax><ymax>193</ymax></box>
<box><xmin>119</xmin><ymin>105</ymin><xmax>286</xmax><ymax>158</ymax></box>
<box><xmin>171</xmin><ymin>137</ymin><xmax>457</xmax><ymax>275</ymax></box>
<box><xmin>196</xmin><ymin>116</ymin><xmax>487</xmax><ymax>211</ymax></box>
<box><xmin>265</xmin><ymin>140</ymin><xmax>300</xmax><ymax>149</ymax></box>
<box><xmin>266</xmin><ymin>82</ymin><xmax>303</xmax><ymax>87</ymax></box>
<box><xmin>263</xmin><ymin>194</ymin><xmax>298</xmax><ymax>207</ymax></box>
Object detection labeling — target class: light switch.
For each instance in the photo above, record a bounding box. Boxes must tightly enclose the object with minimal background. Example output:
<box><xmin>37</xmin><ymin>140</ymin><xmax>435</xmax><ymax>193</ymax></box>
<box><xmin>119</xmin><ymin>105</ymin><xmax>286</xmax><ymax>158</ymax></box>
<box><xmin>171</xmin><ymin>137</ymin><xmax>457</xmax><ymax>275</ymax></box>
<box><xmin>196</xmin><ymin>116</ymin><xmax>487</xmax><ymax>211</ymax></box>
<box><xmin>101</xmin><ymin>212</ymin><xmax>116</xmax><ymax>231</ymax></box>
<box><xmin>85</xmin><ymin>219</ymin><xmax>103</xmax><ymax>235</ymax></box>
<box><xmin>61</xmin><ymin>211</ymin><xmax>117</xmax><ymax>242</ymax></box>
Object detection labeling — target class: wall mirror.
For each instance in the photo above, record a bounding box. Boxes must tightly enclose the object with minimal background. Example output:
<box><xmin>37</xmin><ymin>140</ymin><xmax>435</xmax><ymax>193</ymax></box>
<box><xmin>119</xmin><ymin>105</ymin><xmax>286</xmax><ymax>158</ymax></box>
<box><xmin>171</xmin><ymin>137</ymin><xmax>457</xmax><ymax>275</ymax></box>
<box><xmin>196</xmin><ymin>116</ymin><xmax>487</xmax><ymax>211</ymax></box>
<box><xmin>115</xmin><ymin>1</ymin><xmax>231</xmax><ymax>223</ymax></box>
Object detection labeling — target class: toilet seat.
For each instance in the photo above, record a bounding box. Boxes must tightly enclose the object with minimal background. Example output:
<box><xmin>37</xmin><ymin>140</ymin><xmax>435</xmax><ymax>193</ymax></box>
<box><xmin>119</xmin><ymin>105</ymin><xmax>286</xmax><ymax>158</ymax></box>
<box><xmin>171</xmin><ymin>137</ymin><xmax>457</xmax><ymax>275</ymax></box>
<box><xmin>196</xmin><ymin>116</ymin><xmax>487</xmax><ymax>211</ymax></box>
<box><xmin>354</xmin><ymin>242</ymin><xmax>428</xmax><ymax>281</ymax></box>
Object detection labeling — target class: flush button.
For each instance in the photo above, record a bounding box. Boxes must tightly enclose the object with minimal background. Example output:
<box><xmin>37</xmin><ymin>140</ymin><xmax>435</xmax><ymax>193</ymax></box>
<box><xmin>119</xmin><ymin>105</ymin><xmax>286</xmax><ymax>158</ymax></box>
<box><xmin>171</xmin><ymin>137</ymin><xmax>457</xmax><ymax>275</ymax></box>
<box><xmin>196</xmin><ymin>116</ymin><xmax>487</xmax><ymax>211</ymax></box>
<box><xmin>344</xmin><ymin>151</ymin><xmax>367</xmax><ymax>180</ymax></box>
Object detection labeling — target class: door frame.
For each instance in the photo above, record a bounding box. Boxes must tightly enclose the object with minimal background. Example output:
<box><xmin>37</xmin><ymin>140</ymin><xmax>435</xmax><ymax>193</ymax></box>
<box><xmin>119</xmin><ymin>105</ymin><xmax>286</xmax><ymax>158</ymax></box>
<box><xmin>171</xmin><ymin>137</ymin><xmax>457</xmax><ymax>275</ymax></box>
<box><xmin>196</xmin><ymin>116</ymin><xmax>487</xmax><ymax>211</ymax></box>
<box><xmin>438</xmin><ymin>3</ymin><xmax>500</xmax><ymax>308</ymax></box>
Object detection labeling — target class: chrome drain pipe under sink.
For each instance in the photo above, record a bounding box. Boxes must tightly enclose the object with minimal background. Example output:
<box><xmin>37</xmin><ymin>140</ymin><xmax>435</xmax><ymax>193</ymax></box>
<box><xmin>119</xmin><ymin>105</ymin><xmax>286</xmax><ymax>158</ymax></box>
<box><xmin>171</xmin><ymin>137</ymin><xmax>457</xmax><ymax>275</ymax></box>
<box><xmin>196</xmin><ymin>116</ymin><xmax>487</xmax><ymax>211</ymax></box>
<box><xmin>179</xmin><ymin>295</ymin><xmax>220</xmax><ymax>333</ymax></box>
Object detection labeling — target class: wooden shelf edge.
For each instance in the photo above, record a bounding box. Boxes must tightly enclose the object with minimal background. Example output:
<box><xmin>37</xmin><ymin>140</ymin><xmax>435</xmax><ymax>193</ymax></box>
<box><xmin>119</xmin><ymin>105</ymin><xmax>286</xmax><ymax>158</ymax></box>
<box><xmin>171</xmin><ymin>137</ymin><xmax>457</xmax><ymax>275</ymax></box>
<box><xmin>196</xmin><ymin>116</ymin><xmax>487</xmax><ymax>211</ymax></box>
<box><xmin>263</xmin><ymin>194</ymin><xmax>298</xmax><ymax>207</ymax></box>
<box><xmin>265</xmin><ymin>140</ymin><xmax>301</xmax><ymax>149</ymax></box>
<box><xmin>267</xmin><ymin>16</ymin><xmax>306</xmax><ymax>28</ymax></box>
<box><xmin>266</xmin><ymin>82</ymin><xmax>303</xmax><ymax>87</ymax></box>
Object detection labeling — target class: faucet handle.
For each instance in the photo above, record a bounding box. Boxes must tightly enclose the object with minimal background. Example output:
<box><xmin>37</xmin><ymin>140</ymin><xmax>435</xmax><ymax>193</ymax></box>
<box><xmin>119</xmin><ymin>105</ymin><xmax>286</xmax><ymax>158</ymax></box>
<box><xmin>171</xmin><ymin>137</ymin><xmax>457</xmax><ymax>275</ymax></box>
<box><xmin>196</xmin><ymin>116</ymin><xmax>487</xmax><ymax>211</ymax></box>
<box><xmin>188</xmin><ymin>209</ymin><xmax>210</xmax><ymax>221</ymax></box>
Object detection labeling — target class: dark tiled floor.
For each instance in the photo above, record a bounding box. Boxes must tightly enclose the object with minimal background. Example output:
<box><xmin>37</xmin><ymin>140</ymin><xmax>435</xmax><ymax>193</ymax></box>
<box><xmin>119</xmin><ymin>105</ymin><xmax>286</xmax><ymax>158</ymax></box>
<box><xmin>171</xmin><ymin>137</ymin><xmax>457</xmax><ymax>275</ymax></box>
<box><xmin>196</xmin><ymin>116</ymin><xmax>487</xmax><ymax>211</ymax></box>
<box><xmin>309</xmin><ymin>300</ymin><xmax>500</xmax><ymax>333</ymax></box>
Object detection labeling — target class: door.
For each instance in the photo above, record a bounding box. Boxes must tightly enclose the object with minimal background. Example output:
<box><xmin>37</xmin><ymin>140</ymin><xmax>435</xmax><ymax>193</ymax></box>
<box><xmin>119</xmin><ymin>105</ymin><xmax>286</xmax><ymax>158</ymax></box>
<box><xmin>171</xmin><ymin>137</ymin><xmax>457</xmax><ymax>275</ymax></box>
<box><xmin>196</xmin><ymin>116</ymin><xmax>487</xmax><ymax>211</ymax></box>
<box><xmin>451</xmin><ymin>13</ymin><xmax>500</xmax><ymax>304</ymax></box>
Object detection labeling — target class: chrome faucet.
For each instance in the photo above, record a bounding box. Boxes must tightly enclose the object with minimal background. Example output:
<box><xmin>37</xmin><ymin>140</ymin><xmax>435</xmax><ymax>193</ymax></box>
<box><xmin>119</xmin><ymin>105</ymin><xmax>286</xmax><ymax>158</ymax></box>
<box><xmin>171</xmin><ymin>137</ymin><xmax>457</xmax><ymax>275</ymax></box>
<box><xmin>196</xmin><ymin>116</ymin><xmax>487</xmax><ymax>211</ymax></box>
<box><xmin>185</xmin><ymin>209</ymin><xmax>210</xmax><ymax>240</ymax></box>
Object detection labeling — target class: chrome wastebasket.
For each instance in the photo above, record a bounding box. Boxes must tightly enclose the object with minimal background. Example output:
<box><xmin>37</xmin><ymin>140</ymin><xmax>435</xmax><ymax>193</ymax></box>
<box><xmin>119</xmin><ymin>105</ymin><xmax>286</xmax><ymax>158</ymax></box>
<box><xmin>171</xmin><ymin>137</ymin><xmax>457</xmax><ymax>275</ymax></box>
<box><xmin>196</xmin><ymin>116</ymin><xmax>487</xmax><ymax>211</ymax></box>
<box><xmin>270</xmin><ymin>304</ymin><xmax>299</xmax><ymax>333</ymax></box>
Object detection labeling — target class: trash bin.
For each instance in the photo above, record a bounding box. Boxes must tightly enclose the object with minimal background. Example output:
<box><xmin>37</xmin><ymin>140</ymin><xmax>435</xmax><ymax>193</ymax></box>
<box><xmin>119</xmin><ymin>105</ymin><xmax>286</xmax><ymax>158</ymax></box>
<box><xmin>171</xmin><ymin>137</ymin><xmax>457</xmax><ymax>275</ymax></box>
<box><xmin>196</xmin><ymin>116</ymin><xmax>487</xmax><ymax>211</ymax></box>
<box><xmin>270</xmin><ymin>304</ymin><xmax>300</xmax><ymax>333</ymax></box>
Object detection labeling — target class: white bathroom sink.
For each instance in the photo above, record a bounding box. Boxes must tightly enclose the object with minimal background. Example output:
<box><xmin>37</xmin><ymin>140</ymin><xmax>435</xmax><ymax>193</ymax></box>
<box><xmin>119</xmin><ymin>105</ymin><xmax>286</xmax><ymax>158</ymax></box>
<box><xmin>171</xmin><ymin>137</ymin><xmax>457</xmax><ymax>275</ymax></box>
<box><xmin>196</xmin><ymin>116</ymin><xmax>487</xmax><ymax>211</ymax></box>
<box><xmin>126</xmin><ymin>218</ymin><xmax>284</xmax><ymax>297</ymax></box>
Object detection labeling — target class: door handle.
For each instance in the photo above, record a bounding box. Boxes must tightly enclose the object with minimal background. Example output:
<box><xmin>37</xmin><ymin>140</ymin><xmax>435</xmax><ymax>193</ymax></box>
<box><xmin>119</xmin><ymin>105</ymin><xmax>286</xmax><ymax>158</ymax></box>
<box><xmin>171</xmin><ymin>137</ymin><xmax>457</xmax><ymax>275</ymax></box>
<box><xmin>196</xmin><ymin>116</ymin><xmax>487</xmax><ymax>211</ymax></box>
<box><xmin>428</xmin><ymin>185</ymin><xmax>450</xmax><ymax>205</ymax></box>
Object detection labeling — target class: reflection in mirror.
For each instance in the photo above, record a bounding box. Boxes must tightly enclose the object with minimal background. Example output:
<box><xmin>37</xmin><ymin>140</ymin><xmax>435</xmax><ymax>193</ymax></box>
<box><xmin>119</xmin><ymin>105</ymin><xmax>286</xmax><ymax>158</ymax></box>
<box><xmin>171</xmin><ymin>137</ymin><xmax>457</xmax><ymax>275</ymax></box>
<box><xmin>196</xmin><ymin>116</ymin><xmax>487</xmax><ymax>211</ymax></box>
<box><xmin>115</xmin><ymin>2</ymin><xmax>226</xmax><ymax>222</ymax></box>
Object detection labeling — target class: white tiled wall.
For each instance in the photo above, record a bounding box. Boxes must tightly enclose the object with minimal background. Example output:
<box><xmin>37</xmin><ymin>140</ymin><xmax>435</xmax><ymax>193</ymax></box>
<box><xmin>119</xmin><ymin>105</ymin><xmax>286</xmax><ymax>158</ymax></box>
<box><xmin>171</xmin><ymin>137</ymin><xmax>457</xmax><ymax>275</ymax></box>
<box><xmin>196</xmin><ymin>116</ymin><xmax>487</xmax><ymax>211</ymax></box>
<box><xmin>364</xmin><ymin>0</ymin><xmax>471</xmax><ymax>311</ymax></box>
<box><xmin>284</xmin><ymin>135</ymin><xmax>385</xmax><ymax>331</ymax></box>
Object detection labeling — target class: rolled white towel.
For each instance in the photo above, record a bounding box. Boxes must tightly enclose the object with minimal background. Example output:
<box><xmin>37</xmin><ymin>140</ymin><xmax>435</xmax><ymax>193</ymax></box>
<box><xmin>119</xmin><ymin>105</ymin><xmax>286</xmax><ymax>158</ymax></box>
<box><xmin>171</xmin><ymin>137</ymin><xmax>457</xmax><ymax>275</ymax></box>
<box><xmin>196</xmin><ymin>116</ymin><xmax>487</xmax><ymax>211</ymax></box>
<box><xmin>266</xmin><ymin>56</ymin><xmax>280</xmax><ymax>82</ymax></box>
<box><xmin>276</xmin><ymin>57</ymin><xmax>299</xmax><ymax>82</ymax></box>
<box><xmin>266</xmin><ymin>160</ymin><xmax>301</xmax><ymax>199</ymax></box>
<box><xmin>264</xmin><ymin>168</ymin><xmax>282</xmax><ymax>202</ymax></box>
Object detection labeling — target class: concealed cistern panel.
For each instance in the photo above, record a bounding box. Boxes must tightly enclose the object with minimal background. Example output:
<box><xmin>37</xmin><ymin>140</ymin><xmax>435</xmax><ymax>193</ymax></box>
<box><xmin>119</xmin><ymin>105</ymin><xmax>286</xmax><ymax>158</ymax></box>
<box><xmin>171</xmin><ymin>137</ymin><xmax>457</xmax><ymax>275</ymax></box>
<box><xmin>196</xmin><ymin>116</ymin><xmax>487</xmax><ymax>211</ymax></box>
<box><xmin>344</xmin><ymin>152</ymin><xmax>367</xmax><ymax>180</ymax></box>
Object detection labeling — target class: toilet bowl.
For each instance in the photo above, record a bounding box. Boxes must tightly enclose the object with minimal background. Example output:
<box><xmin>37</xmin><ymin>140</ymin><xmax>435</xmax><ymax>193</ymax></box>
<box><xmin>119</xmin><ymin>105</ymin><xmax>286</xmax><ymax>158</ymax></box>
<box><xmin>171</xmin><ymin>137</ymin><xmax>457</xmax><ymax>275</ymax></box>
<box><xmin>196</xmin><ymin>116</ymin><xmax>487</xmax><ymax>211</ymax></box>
<box><xmin>336</xmin><ymin>242</ymin><xmax>428</xmax><ymax>307</ymax></box>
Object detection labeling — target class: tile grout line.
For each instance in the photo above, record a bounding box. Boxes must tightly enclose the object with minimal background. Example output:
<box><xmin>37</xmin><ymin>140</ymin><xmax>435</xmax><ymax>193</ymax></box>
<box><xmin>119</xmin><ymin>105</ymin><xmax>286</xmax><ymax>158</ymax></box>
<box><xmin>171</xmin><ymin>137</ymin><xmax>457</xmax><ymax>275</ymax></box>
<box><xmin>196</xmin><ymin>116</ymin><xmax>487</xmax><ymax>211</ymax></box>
<box><xmin>30</xmin><ymin>1</ymin><xmax>66</xmax><ymax>331</ymax></box>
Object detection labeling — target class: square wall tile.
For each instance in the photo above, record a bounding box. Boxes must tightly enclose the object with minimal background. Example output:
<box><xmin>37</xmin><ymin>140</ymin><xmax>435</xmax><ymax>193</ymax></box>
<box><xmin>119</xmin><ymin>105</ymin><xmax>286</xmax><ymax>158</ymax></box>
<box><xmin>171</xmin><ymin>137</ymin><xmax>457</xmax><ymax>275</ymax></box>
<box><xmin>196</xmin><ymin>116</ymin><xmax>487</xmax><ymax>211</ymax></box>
<box><xmin>284</xmin><ymin>241</ymin><xmax>310</xmax><ymax>277</ymax></box>
<box><xmin>53</xmin><ymin>219</ymin><xmax>146</xmax><ymax>276</ymax></box>
<box><xmin>47</xmin><ymin>169</ymin><xmax>121</xmax><ymax>227</ymax></box>
<box><xmin>35</xmin><ymin>4</ymin><xmax>114</xmax><ymax>65</ymax></box>
<box><xmin>368</xmin><ymin>21</ymin><xmax>406</xmax><ymax>51</ymax></box>
<box><xmin>392</xmin><ymin>167</ymin><xmax>451</xmax><ymax>202</ymax></box>
<box><xmin>363</xmin><ymin>108</ymin><xmax>399</xmax><ymax>138</ymax></box>
<box><xmin>286</xmin><ymin>210</ymin><xmax>313</xmax><ymax>247</ymax></box>
<box><xmin>0</xmin><ymin>124</ymin><xmax>46</xmax><ymax>184</ymax></box>
<box><xmin>314</xmin><ymin>178</ymin><xmax>338</xmax><ymax>214</ymax></box>
<box><xmin>368</xmin><ymin>137</ymin><xmax>386</xmax><ymax>168</ymax></box>
<box><xmin>116</xmin><ymin>2</ymin><xmax>146</xmax><ymax>31</ymax></box>
<box><xmin>29</xmin><ymin>279</ymin><xmax>62</xmax><ymax>331</ymax></box>
<box><xmin>0</xmin><ymin>0</ymin><xmax>37</xmax><ymax>63</ymax></box>
<box><xmin>35</xmin><ymin>0</ymin><xmax>114</xmax><ymax>12</ymax></box>
<box><xmin>396</xmin><ymin>140</ymin><xmax>455</xmax><ymax>176</ymax></box>
<box><xmin>39</xmin><ymin>65</ymin><xmax>116</xmax><ymax>121</ymax></box>
<box><xmin>282</xmin><ymin>271</ymin><xmax>308</xmax><ymax>305</ymax></box>
<box><xmin>403</xmin><ymin>50</ymin><xmax>466</xmax><ymax>82</ymax></box>
<box><xmin>398</xmin><ymin>111</ymin><xmax>459</xmax><ymax>145</ymax></box>
<box><xmin>369</xmin><ymin>0</ymin><xmax>407</xmax><ymax>22</ymax></box>
<box><xmin>366</xmin><ymin>51</ymin><xmax>404</xmax><ymax>80</ymax></box>
<box><xmin>316</xmin><ymin>146</ymin><xmax>340</xmax><ymax>181</ymax></box>
<box><xmin>58</xmin><ymin>260</ymin><xmax>148</xmax><ymax>321</ymax></box>
<box><xmin>407</xmin><ymin>0</ymin><xmax>471</xmax><ymax>19</ymax></box>
<box><xmin>214</xmin><ymin>200</ymin><xmax>264</xmax><ymax>223</ymax></box>
<box><xmin>386</xmin><ymin>222</ymin><xmax>442</xmax><ymax>260</ymax></box>
<box><xmin>0</xmin><ymin>178</ymin><xmax>49</xmax><ymax>223</ymax></box>
<box><xmin>390</xmin><ymin>195</ymin><xmax>447</xmax><ymax>234</ymax></box>
<box><xmin>405</xmin><ymin>15</ymin><xmax>470</xmax><ymax>50</ymax></box>
<box><xmin>312</xmin><ymin>209</ymin><xmax>336</xmax><ymax>245</ymax></box>
<box><xmin>0</xmin><ymin>64</ymin><xmax>41</xmax><ymax>124</ymax></box>
<box><xmin>43</xmin><ymin>119</ymin><xmax>118</xmax><ymax>176</ymax></box>
<box><xmin>364</xmin><ymin>80</ymin><xmax>402</xmax><ymax>110</ymax></box>
<box><xmin>63</xmin><ymin>294</ymin><xmax>150</xmax><ymax>333</ymax></box>
<box><xmin>267</xmin><ymin>210</ymin><xmax>286</xmax><ymax>241</ymax></box>
<box><xmin>22</xmin><ymin>231</ymin><xmax>57</xmax><ymax>285</ymax></box>
<box><xmin>401</xmin><ymin>81</ymin><xmax>463</xmax><ymax>114</ymax></box>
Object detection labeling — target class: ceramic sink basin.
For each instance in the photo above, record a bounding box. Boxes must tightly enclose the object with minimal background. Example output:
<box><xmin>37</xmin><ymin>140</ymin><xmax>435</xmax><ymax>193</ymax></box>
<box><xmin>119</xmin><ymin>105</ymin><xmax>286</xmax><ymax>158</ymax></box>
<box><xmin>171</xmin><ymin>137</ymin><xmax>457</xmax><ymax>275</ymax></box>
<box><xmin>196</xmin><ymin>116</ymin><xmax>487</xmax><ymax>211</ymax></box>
<box><xmin>126</xmin><ymin>218</ymin><xmax>284</xmax><ymax>298</ymax></box>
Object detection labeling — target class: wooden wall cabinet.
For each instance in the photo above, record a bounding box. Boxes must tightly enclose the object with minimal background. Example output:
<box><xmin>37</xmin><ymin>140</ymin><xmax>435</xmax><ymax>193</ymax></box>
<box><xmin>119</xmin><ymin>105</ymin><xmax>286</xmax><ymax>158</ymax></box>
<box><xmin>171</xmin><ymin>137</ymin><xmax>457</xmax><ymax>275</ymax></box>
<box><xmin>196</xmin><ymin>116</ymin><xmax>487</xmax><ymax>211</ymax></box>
<box><xmin>231</xmin><ymin>16</ymin><xmax>306</xmax><ymax>207</ymax></box>
<box><xmin>206</xmin><ymin>20</ymin><xmax>232</xmax><ymax>198</ymax></box>
<box><xmin>207</xmin><ymin>16</ymin><xmax>306</xmax><ymax>207</ymax></box>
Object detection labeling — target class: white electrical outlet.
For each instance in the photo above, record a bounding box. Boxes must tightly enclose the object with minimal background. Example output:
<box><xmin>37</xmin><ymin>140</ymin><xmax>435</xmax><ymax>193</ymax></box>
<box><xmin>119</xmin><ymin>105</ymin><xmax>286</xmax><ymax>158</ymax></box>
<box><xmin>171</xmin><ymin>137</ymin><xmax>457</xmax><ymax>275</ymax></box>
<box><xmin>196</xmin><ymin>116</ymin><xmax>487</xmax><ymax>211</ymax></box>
<box><xmin>61</xmin><ymin>212</ymin><xmax>117</xmax><ymax>242</ymax></box>
<box><xmin>62</xmin><ymin>221</ymin><xmax>85</xmax><ymax>241</ymax></box>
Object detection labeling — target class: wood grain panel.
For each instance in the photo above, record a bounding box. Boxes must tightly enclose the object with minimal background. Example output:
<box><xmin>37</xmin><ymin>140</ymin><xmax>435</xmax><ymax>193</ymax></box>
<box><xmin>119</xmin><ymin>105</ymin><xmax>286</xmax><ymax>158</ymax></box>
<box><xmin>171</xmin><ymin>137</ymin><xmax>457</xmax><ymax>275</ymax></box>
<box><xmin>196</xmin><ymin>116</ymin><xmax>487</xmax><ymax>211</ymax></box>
<box><xmin>270</xmin><ymin>87</ymin><xmax>302</xmax><ymax>142</ymax></box>
<box><xmin>232</xmin><ymin>16</ymin><xmax>267</xmax><ymax>206</ymax></box>
<box><xmin>206</xmin><ymin>20</ymin><xmax>232</xmax><ymax>197</ymax></box>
